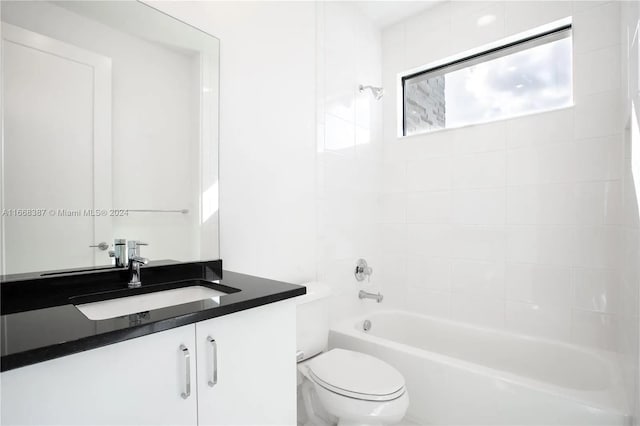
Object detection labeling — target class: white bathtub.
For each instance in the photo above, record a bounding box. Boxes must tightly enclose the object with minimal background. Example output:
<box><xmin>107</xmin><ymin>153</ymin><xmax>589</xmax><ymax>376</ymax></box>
<box><xmin>329</xmin><ymin>310</ymin><xmax>630</xmax><ymax>426</ymax></box>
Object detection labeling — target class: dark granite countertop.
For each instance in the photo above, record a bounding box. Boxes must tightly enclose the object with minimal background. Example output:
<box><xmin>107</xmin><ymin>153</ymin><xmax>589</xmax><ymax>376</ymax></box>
<box><xmin>0</xmin><ymin>260</ymin><xmax>306</xmax><ymax>372</ymax></box>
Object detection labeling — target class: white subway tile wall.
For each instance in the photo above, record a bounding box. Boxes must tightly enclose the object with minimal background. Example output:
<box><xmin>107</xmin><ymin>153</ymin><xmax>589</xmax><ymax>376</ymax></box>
<box><xmin>381</xmin><ymin>0</ymin><xmax>632</xmax><ymax>352</ymax></box>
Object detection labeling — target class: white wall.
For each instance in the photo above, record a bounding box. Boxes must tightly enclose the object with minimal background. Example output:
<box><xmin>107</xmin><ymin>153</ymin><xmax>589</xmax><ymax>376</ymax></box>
<box><xmin>152</xmin><ymin>2</ymin><xmax>318</xmax><ymax>283</ymax></box>
<box><xmin>381</xmin><ymin>1</ymin><xmax>626</xmax><ymax>352</ymax></box>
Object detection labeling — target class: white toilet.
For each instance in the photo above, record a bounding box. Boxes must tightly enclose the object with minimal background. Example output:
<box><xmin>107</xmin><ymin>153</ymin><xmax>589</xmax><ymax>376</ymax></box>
<box><xmin>296</xmin><ymin>283</ymin><xmax>409</xmax><ymax>426</ymax></box>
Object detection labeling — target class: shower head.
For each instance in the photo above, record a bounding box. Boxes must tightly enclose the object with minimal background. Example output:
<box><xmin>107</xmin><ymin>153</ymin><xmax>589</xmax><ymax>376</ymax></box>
<box><xmin>359</xmin><ymin>84</ymin><xmax>384</xmax><ymax>100</ymax></box>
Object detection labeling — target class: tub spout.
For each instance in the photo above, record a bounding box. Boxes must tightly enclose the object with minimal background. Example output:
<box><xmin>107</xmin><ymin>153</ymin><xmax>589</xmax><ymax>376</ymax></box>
<box><xmin>359</xmin><ymin>290</ymin><xmax>383</xmax><ymax>303</ymax></box>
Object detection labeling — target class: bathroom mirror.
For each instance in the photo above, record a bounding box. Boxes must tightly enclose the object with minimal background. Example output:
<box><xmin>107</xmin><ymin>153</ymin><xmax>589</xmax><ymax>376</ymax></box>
<box><xmin>0</xmin><ymin>1</ymin><xmax>220</xmax><ymax>276</ymax></box>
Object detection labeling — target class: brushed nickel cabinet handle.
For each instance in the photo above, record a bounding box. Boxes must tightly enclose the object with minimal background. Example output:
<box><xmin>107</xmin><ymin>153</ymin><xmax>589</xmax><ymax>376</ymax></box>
<box><xmin>207</xmin><ymin>337</ymin><xmax>217</xmax><ymax>387</ymax></box>
<box><xmin>180</xmin><ymin>344</ymin><xmax>191</xmax><ymax>399</ymax></box>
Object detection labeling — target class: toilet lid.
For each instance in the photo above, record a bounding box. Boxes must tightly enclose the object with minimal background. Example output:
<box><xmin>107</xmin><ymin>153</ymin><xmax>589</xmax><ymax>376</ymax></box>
<box><xmin>307</xmin><ymin>348</ymin><xmax>405</xmax><ymax>401</ymax></box>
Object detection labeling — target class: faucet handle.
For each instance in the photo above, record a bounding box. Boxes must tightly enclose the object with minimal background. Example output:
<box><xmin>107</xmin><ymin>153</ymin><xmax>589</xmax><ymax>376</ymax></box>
<box><xmin>355</xmin><ymin>259</ymin><xmax>373</xmax><ymax>282</ymax></box>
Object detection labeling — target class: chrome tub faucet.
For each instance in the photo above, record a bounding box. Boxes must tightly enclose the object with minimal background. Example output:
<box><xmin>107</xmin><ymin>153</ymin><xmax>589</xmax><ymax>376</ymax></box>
<box><xmin>359</xmin><ymin>290</ymin><xmax>383</xmax><ymax>303</ymax></box>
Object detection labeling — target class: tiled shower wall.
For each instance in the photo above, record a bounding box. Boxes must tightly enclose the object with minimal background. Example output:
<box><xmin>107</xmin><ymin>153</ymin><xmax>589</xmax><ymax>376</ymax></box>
<box><xmin>380</xmin><ymin>1</ymin><xmax>626</xmax><ymax>350</ymax></box>
<box><xmin>315</xmin><ymin>2</ymin><xmax>386</xmax><ymax>323</ymax></box>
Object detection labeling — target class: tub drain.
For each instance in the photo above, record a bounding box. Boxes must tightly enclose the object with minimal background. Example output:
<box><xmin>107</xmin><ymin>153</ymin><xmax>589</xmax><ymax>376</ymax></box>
<box><xmin>363</xmin><ymin>319</ymin><xmax>372</xmax><ymax>332</ymax></box>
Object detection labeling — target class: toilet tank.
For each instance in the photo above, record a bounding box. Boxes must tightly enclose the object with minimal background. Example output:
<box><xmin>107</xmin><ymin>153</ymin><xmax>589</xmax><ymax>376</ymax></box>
<box><xmin>296</xmin><ymin>282</ymin><xmax>331</xmax><ymax>362</ymax></box>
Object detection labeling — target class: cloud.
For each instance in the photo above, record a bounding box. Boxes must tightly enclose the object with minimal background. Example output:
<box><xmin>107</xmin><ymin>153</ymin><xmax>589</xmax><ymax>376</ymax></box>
<box><xmin>442</xmin><ymin>37</ymin><xmax>572</xmax><ymax>126</ymax></box>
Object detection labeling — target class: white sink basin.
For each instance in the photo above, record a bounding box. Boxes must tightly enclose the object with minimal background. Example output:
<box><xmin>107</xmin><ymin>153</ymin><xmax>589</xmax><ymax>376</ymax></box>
<box><xmin>75</xmin><ymin>286</ymin><xmax>227</xmax><ymax>320</ymax></box>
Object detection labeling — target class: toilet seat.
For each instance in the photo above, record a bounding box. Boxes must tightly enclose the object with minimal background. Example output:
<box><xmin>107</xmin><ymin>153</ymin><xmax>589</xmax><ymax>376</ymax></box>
<box><xmin>305</xmin><ymin>348</ymin><xmax>406</xmax><ymax>402</ymax></box>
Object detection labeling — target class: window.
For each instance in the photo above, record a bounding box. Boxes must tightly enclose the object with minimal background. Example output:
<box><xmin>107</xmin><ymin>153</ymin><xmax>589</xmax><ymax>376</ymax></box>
<box><xmin>402</xmin><ymin>23</ymin><xmax>572</xmax><ymax>136</ymax></box>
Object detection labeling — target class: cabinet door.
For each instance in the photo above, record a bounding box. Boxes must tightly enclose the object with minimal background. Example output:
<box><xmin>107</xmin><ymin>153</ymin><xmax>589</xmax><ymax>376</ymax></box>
<box><xmin>196</xmin><ymin>301</ymin><xmax>297</xmax><ymax>426</ymax></box>
<box><xmin>1</xmin><ymin>325</ymin><xmax>198</xmax><ymax>425</ymax></box>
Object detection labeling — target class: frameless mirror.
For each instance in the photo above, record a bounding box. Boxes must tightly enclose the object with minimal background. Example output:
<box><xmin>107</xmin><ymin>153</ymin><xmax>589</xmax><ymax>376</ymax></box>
<box><xmin>0</xmin><ymin>1</ymin><xmax>220</xmax><ymax>276</ymax></box>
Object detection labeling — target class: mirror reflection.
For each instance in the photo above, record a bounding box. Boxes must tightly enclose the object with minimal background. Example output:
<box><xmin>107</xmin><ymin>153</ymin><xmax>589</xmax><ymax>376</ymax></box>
<box><xmin>0</xmin><ymin>1</ymin><xmax>220</xmax><ymax>276</ymax></box>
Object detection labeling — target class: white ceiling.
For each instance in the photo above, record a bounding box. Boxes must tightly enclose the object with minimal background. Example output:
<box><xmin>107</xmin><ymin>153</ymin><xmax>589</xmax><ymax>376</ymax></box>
<box><xmin>354</xmin><ymin>1</ymin><xmax>443</xmax><ymax>29</ymax></box>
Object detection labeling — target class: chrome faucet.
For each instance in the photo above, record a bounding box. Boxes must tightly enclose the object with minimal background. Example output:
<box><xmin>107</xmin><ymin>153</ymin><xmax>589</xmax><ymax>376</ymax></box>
<box><xmin>127</xmin><ymin>240</ymin><xmax>149</xmax><ymax>288</ymax></box>
<box><xmin>359</xmin><ymin>290</ymin><xmax>383</xmax><ymax>303</ymax></box>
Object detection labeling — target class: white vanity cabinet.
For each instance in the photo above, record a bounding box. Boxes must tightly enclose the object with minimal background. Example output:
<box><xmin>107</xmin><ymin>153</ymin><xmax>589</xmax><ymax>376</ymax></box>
<box><xmin>1</xmin><ymin>324</ymin><xmax>198</xmax><ymax>426</ymax></box>
<box><xmin>195</xmin><ymin>301</ymin><xmax>297</xmax><ymax>426</ymax></box>
<box><xmin>1</xmin><ymin>301</ymin><xmax>297</xmax><ymax>426</ymax></box>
